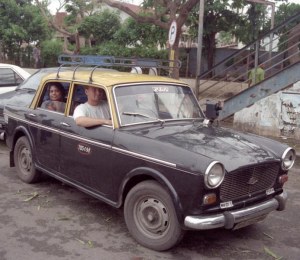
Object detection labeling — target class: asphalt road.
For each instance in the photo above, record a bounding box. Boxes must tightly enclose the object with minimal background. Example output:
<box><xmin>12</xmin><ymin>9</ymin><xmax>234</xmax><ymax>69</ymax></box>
<box><xmin>0</xmin><ymin>140</ymin><xmax>299</xmax><ymax>260</ymax></box>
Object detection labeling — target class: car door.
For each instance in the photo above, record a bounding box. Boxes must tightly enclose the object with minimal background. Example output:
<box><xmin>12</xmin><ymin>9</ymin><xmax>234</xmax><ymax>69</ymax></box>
<box><xmin>29</xmin><ymin>81</ymin><xmax>70</xmax><ymax>173</ymax></box>
<box><xmin>59</xmin><ymin>83</ymin><xmax>114</xmax><ymax>197</ymax></box>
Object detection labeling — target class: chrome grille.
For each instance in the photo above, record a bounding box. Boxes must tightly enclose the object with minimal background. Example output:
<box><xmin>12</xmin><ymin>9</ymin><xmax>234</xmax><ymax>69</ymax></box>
<box><xmin>220</xmin><ymin>162</ymin><xmax>280</xmax><ymax>202</ymax></box>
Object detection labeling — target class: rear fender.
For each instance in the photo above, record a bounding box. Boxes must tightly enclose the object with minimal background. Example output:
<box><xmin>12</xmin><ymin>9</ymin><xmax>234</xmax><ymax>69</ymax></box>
<box><xmin>9</xmin><ymin>125</ymin><xmax>34</xmax><ymax>167</ymax></box>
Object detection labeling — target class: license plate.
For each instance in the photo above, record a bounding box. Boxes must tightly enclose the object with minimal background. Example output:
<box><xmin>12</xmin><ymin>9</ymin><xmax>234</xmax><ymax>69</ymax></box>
<box><xmin>233</xmin><ymin>215</ymin><xmax>267</xmax><ymax>230</ymax></box>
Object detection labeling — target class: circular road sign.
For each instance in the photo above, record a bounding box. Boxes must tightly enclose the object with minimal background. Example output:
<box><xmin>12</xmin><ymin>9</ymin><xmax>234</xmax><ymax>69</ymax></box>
<box><xmin>168</xmin><ymin>21</ymin><xmax>177</xmax><ymax>47</ymax></box>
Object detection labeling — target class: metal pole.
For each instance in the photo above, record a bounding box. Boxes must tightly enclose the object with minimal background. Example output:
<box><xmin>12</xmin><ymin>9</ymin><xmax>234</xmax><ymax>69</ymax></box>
<box><xmin>254</xmin><ymin>40</ymin><xmax>260</xmax><ymax>84</ymax></box>
<box><xmin>269</xmin><ymin>3</ymin><xmax>275</xmax><ymax>59</ymax></box>
<box><xmin>195</xmin><ymin>0</ymin><xmax>205</xmax><ymax>100</ymax></box>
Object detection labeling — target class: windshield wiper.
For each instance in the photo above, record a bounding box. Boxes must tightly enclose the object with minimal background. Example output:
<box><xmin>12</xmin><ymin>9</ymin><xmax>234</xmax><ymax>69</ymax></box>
<box><xmin>122</xmin><ymin>112</ymin><xmax>165</xmax><ymax>125</ymax></box>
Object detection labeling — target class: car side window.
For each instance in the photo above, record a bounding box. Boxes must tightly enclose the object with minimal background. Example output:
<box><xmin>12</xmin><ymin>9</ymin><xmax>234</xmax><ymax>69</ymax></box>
<box><xmin>38</xmin><ymin>82</ymin><xmax>70</xmax><ymax>113</ymax></box>
<box><xmin>0</xmin><ymin>68</ymin><xmax>22</xmax><ymax>86</ymax></box>
<box><xmin>70</xmin><ymin>84</ymin><xmax>109</xmax><ymax>116</ymax></box>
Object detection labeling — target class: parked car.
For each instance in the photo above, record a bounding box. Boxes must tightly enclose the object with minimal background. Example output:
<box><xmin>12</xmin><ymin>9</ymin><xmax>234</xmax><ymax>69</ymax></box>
<box><xmin>0</xmin><ymin>63</ymin><xmax>30</xmax><ymax>94</ymax></box>
<box><xmin>4</xmin><ymin>55</ymin><xmax>296</xmax><ymax>251</ymax></box>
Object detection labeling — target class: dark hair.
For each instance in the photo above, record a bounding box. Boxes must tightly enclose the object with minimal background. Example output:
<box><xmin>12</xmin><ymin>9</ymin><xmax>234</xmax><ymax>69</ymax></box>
<box><xmin>48</xmin><ymin>82</ymin><xmax>65</xmax><ymax>98</ymax></box>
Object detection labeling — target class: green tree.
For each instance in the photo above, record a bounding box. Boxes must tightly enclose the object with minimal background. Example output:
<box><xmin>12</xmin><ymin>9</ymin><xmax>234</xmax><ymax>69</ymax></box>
<box><xmin>0</xmin><ymin>0</ymin><xmax>50</xmax><ymax>64</ymax></box>
<box><xmin>100</xmin><ymin>0</ymin><xmax>200</xmax><ymax>78</ymax></box>
<box><xmin>41</xmin><ymin>39</ymin><xmax>63</xmax><ymax>67</ymax></box>
<box><xmin>274</xmin><ymin>2</ymin><xmax>300</xmax><ymax>26</ymax></box>
<box><xmin>35</xmin><ymin>0</ymin><xmax>99</xmax><ymax>54</ymax></box>
<box><xmin>115</xmin><ymin>17</ymin><xmax>167</xmax><ymax>48</ymax></box>
<box><xmin>187</xmin><ymin>0</ymin><xmax>247</xmax><ymax>71</ymax></box>
<box><xmin>78</xmin><ymin>9</ymin><xmax>121</xmax><ymax>45</ymax></box>
<box><xmin>274</xmin><ymin>2</ymin><xmax>300</xmax><ymax>65</ymax></box>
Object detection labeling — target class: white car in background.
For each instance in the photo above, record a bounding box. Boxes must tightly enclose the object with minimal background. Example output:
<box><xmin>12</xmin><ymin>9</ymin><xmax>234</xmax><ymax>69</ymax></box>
<box><xmin>0</xmin><ymin>63</ymin><xmax>31</xmax><ymax>94</ymax></box>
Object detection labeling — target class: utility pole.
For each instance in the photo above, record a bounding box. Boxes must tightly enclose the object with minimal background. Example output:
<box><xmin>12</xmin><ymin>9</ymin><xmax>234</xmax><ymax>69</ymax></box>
<box><xmin>195</xmin><ymin>0</ymin><xmax>205</xmax><ymax>100</ymax></box>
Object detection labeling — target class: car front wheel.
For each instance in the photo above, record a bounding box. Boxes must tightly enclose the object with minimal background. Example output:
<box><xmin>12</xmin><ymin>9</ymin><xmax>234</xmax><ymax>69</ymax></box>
<box><xmin>14</xmin><ymin>136</ymin><xmax>40</xmax><ymax>183</ymax></box>
<box><xmin>124</xmin><ymin>180</ymin><xmax>184</xmax><ymax>251</ymax></box>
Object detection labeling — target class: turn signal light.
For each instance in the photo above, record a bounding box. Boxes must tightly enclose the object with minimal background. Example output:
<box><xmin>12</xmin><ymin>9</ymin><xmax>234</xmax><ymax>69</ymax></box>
<box><xmin>278</xmin><ymin>174</ymin><xmax>288</xmax><ymax>185</ymax></box>
<box><xmin>203</xmin><ymin>193</ymin><xmax>217</xmax><ymax>205</ymax></box>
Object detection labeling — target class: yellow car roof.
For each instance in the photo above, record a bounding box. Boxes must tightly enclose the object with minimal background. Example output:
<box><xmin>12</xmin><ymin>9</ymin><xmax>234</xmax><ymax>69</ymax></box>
<box><xmin>42</xmin><ymin>70</ymin><xmax>186</xmax><ymax>88</ymax></box>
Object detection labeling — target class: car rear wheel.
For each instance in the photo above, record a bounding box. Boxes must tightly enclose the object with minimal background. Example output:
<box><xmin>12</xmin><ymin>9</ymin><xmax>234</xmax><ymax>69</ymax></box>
<box><xmin>14</xmin><ymin>136</ymin><xmax>40</xmax><ymax>183</ymax></box>
<box><xmin>124</xmin><ymin>180</ymin><xmax>184</xmax><ymax>251</ymax></box>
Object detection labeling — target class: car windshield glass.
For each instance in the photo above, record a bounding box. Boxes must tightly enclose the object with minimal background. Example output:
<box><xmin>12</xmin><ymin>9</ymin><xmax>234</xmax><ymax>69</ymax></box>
<box><xmin>115</xmin><ymin>84</ymin><xmax>204</xmax><ymax>125</ymax></box>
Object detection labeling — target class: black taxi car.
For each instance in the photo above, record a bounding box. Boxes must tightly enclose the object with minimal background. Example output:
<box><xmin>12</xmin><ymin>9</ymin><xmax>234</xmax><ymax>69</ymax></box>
<box><xmin>0</xmin><ymin>68</ymin><xmax>61</xmax><ymax>140</ymax></box>
<box><xmin>4</xmin><ymin>55</ymin><xmax>296</xmax><ymax>251</ymax></box>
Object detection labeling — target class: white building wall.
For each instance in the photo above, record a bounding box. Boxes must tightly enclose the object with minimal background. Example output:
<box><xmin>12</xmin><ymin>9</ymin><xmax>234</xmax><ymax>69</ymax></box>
<box><xmin>233</xmin><ymin>82</ymin><xmax>300</xmax><ymax>139</ymax></box>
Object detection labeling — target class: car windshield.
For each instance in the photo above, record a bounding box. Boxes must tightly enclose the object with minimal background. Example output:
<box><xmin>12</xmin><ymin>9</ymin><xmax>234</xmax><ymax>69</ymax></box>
<box><xmin>115</xmin><ymin>84</ymin><xmax>204</xmax><ymax>125</ymax></box>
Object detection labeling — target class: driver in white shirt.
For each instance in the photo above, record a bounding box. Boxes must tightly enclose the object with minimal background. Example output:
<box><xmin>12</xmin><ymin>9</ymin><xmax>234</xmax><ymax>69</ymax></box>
<box><xmin>73</xmin><ymin>86</ymin><xmax>112</xmax><ymax>127</ymax></box>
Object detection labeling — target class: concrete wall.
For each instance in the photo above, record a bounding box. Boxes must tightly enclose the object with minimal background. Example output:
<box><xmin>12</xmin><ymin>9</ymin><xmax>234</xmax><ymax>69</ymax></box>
<box><xmin>233</xmin><ymin>82</ymin><xmax>300</xmax><ymax>139</ymax></box>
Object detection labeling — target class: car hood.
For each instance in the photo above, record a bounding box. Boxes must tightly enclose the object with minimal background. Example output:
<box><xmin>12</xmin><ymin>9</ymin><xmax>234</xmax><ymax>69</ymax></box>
<box><xmin>128</xmin><ymin>122</ymin><xmax>284</xmax><ymax>172</ymax></box>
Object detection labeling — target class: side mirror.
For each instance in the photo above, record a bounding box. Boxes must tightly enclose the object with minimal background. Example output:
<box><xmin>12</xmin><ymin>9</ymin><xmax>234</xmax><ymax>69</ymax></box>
<box><xmin>205</xmin><ymin>100</ymin><xmax>223</xmax><ymax>122</ymax></box>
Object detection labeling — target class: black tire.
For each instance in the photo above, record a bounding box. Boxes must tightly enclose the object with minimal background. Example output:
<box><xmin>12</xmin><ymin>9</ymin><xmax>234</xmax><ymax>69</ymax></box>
<box><xmin>14</xmin><ymin>136</ymin><xmax>40</xmax><ymax>183</ymax></box>
<box><xmin>124</xmin><ymin>180</ymin><xmax>185</xmax><ymax>251</ymax></box>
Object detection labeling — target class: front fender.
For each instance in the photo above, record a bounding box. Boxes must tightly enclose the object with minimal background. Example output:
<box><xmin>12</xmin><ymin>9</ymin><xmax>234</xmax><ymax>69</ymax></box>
<box><xmin>118</xmin><ymin>166</ymin><xmax>185</xmax><ymax>224</ymax></box>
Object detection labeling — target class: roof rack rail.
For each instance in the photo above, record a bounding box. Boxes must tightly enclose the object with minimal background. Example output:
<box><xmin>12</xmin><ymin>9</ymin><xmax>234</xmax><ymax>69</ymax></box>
<box><xmin>58</xmin><ymin>55</ymin><xmax>181</xmax><ymax>70</ymax></box>
<box><xmin>57</xmin><ymin>54</ymin><xmax>181</xmax><ymax>82</ymax></box>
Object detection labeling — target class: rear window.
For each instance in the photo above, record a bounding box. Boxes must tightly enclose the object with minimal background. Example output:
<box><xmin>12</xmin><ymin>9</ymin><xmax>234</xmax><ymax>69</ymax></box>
<box><xmin>18</xmin><ymin>68</ymin><xmax>61</xmax><ymax>91</ymax></box>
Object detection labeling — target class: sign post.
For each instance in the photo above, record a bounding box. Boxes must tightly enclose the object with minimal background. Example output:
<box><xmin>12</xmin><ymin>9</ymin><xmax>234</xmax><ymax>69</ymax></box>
<box><xmin>168</xmin><ymin>20</ymin><xmax>177</xmax><ymax>77</ymax></box>
<box><xmin>195</xmin><ymin>0</ymin><xmax>205</xmax><ymax>99</ymax></box>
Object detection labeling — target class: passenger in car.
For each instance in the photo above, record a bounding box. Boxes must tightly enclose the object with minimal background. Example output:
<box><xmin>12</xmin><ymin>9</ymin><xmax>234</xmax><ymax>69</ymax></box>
<box><xmin>41</xmin><ymin>83</ymin><xmax>66</xmax><ymax>112</ymax></box>
<box><xmin>73</xmin><ymin>86</ymin><xmax>112</xmax><ymax>127</ymax></box>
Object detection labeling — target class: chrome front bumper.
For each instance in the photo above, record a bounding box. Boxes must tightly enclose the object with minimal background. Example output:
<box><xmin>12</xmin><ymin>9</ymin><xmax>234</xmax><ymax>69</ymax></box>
<box><xmin>184</xmin><ymin>191</ymin><xmax>287</xmax><ymax>230</ymax></box>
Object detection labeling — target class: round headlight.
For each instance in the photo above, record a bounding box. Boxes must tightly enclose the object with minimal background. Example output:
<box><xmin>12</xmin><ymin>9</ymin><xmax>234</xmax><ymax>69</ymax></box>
<box><xmin>205</xmin><ymin>161</ymin><xmax>225</xmax><ymax>189</ymax></box>
<box><xmin>281</xmin><ymin>148</ymin><xmax>296</xmax><ymax>170</ymax></box>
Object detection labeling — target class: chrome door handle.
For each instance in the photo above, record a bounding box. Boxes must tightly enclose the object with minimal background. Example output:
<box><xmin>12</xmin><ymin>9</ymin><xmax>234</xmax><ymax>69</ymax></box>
<box><xmin>28</xmin><ymin>113</ymin><xmax>37</xmax><ymax>117</ymax></box>
<box><xmin>60</xmin><ymin>122</ymin><xmax>71</xmax><ymax>127</ymax></box>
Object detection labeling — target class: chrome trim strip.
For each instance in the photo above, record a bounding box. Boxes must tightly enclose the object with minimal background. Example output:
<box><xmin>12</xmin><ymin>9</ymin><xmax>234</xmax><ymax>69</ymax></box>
<box><xmin>22</xmin><ymin>117</ymin><xmax>61</xmax><ymax>135</ymax></box>
<box><xmin>60</xmin><ymin>130</ymin><xmax>111</xmax><ymax>149</ymax></box>
<box><xmin>7</xmin><ymin>114</ymin><xmax>177</xmax><ymax>166</ymax></box>
<box><xmin>7</xmin><ymin>114</ymin><xmax>111</xmax><ymax>149</ymax></box>
<box><xmin>112</xmin><ymin>146</ymin><xmax>176</xmax><ymax>167</ymax></box>
<box><xmin>7</xmin><ymin>114</ymin><xmax>177</xmax><ymax>168</ymax></box>
<box><xmin>184</xmin><ymin>191</ymin><xmax>287</xmax><ymax>230</ymax></box>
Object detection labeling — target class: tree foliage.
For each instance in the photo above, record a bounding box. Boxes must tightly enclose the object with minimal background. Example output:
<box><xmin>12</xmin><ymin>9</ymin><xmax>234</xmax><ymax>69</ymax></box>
<box><xmin>275</xmin><ymin>2</ymin><xmax>300</xmax><ymax>26</ymax></box>
<box><xmin>114</xmin><ymin>17</ymin><xmax>167</xmax><ymax>48</ymax></box>
<box><xmin>100</xmin><ymin>0</ymin><xmax>200</xmax><ymax>78</ymax></box>
<box><xmin>78</xmin><ymin>9</ymin><xmax>121</xmax><ymax>44</ymax></box>
<box><xmin>0</xmin><ymin>0</ymin><xmax>50</xmax><ymax>64</ymax></box>
<box><xmin>80</xmin><ymin>42</ymin><xmax>168</xmax><ymax>60</ymax></box>
<box><xmin>186</xmin><ymin>0</ymin><xmax>247</xmax><ymax>70</ymax></box>
<box><xmin>41</xmin><ymin>39</ymin><xmax>63</xmax><ymax>67</ymax></box>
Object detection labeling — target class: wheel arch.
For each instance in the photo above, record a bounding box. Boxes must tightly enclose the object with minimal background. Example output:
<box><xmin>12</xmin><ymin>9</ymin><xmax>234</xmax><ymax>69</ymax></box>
<box><xmin>9</xmin><ymin>126</ymin><xmax>34</xmax><ymax>167</ymax></box>
<box><xmin>118</xmin><ymin>167</ymin><xmax>185</xmax><ymax>224</ymax></box>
